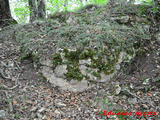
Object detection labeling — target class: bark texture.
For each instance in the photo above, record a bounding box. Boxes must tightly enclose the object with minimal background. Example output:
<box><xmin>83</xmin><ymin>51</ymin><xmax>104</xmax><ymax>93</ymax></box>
<box><xmin>29</xmin><ymin>0</ymin><xmax>46</xmax><ymax>23</ymax></box>
<box><xmin>0</xmin><ymin>0</ymin><xmax>17</xmax><ymax>27</ymax></box>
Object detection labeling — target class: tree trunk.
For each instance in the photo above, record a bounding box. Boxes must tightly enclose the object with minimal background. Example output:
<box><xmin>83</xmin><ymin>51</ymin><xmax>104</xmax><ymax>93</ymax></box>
<box><xmin>0</xmin><ymin>0</ymin><xmax>17</xmax><ymax>28</ymax></box>
<box><xmin>29</xmin><ymin>0</ymin><xmax>37</xmax><ymax>22</ymax></box>
<box><xmin>29</xmin><ymin>0</ymin><xmax>46</xmax><ymax>23</ymax></box>
<box><xmin>37</xmin><ymin>0</ymin><xmax>46</xmax><ymax>20</ymax></box>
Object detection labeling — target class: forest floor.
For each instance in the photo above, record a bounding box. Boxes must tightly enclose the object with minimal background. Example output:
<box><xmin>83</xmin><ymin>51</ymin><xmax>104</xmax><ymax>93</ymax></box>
<box><xmin>0</xmin><ymin>25</ymin><xmax>159</xmax><ymax>120</ymax></box>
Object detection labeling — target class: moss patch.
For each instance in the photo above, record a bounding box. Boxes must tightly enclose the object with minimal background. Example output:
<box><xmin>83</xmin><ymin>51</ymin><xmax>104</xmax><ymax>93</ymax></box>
<box><xmin>52</xmin><ymin>53</ymin><xmax>62</xmax><ymax>69</ymax></box>
<box><xmin>92</xmin><ymin>71</ymin><xmax>101</xmax><ymax>78</ymax></box>
<box><xmin>79</xmin><ymin>48</ymin><xmax>96</xmax><ymax>59</ymax></box>
<box><xmin>64</xmin><ymin>65</ymin><xmax>84</xmax><ymax>81</ymax></box>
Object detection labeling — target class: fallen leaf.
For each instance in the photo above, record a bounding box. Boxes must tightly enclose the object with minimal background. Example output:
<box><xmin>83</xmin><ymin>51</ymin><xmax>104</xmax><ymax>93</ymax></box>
<box><xmin>13</xmin><ymin>100</ymin><xmax>17</xmax><ymax>105</ymax></box>
<box><xmin>147</xmin><ymin>92</ymin><xmax>152</xmax><ymax>97</ymax></box>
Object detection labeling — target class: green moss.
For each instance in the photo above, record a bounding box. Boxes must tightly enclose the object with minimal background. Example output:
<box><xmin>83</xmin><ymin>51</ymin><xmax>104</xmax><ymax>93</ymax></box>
<box><xmin>63</xmin><ymin>48</ymin><xmax>81</xmax><ymax>62</ymax></box>
<box><xmin>79</xmin><ymin>48</ymin><xmax>96</xmax><ymax>59</ymax></box>
<box><xmin>92</xmin><ymin>71</ymin><xmax>101</xmax><ymax>78</ymax></box>
<box><xmin>64</xmin><ymin>65</ymin><xmax>84</xmax><ymax>81</ymax></box>
<box><xmin>20</xmin><ymin>52</ymin><xmax>31</xmax><ymax>60</ymax></box>
<box><xmin>52</xmin><ymin>53</ymin><xmax>62</xmax><ymax>69</ymax></box>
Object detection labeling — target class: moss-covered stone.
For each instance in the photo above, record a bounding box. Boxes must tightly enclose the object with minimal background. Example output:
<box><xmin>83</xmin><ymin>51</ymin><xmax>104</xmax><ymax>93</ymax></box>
<box><xmin>52</xmin><ymin>53</ymin><xmax>62</xmax><ymax>69</ymax></box>
<box><xmin>79</xmin><ymin>48</ymin><xmax>96</xmax><ymax>59</ymax></box>
<box><xmin>64</xmin><ymin>65</ymin><xmax>84</xmax><ymax>81</ymax></box>
<box><xmin>92</xmin><ymin>71</ymin><xmax>101</xmax><ymax>78</ymax></box>
<box><xmin>63</xmin><ymin>48</ymin><xmax>81</xmax><ymax>62</ymax></box>
<box><xmin>52</xmin><ymin>47</ymin><xmax>123</xmax><ymax>81</ymax></box>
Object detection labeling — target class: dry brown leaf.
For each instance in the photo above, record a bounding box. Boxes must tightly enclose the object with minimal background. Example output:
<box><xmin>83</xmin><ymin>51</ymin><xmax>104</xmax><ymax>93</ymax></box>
<box><xmin>13</xmin><ymin>100</ymin><xmax>17</xmax><ymax>105</ymax></box>
<box><xmin>147</xmin><ymin>92</ymin><xmax>152</xmax><ymax>96</ymax></box>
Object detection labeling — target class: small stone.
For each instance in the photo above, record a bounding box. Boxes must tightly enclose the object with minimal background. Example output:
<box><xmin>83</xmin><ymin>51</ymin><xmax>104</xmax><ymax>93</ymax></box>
<box><xmin>54</xmin><ymin>109</ymin><xmax>61</xmax><ymax>114</ymax></box>
<box><xmin>8</xmin><ymin>60</ymin><xmax>14</xmax><ymax>67</ymax></box>
<box><xmin>55</xmin><ymin>102</ymin><xmax>66</xmax><ymax>107</ymax></box>
<box><xmin>115</xmin><ymin>84</ymin><xmax>121</xmax><ymax>95</ymax></box>
<box><xmin>31</xmin><ymin>106</ymin><xmax>38</xmax><ymax>112</ymax></box>
<box><xmin>128</xmin><ymin>98</ymin><xmax>137</xmax><ymax>104</ymax></box>
<box><xmin>130</xmin><ymin>83</ymin><xmax>134</xmax><ymax>89</ymax></box>
<box><xmin>0</xmin><ymin>110</ymin><xmax>6</xmax><ymax>119</ymax></box>
<box><xmin>37</xmin><ymin>113</ymin><xmax>42</xmax><ymax>118</ymax></box>
<box><xmin>142</xmin><ymin>104</ymin><xmax>148</xmax><ymax>109</ymax></box>
<box><xmin>38</xmin><ymin>107</ymin><xmax>46</xmax><ymax>113</ymax></box>
<box><xmin>122</xmin><ymin>95</ymin><xmax>127</xmax><ymax>100</ymax></box>
<box><xmin>42</xmin><ymin>115</ymin><xmax>47</xmax><ymax>120</ymax></box>
<box><xmin>40</xmin><ymin>59</ymin><xmax>53</xmax><ymax>67</ymax></box>
<box><xmin>78</xmin><ymin>107</ymin><xmax>81</xmax><ymax>111</ymax></box>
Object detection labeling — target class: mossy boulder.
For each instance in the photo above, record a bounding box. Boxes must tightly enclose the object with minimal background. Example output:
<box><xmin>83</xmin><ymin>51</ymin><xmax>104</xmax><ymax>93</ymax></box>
<box><xmin>50</xmin><ymin>47</ymin><xmax>126</xmax><ymax>82</ymax></box>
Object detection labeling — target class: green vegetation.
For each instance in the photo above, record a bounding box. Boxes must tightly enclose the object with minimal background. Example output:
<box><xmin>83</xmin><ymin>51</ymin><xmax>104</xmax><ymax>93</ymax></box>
<box><xmin>10</xmin><ymin>0</ymin><xmax>154</xmax><ymax>24</ymax></box>
<box><xmin>52</xmin><ymin>47</ymin><xmax>122</xmax><ymax>81</ymax></box>
<box><xmin>79</xmin><ymin>49</ymin><xmax>96</xmax><ymax>59</ymax></box>
<box><xmin>65</xmin><ymin>65</ymin><xmax>84</xmax><ymax>81</ymax></box>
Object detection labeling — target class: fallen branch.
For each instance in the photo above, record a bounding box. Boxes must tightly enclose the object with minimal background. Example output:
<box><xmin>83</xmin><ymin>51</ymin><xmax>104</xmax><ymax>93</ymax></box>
<box><xmin>122</xmin><ymin>88</ymin><xmax>157</xmax><ymax>110</ymax></box>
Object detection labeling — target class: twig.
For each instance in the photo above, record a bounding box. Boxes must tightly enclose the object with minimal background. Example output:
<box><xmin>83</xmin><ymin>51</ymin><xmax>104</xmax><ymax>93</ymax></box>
<box><xmin>0</xmin><ymin>73</ymin><xmax>20</xmax><ymax>90</ymax></box>
<box><xmin>0</xmin><ymin>68</ymin><xmax>12</xmax><ymax>80</ymax></box>
<box><xmin>123</xmin><ymin>88</ymin><xmax>156</xmax><ymax>109</ymax></box>
<box><xmin>11</xmin><ymin>58</ymin><xmax>22</xmax><ymax>71</ymax></box>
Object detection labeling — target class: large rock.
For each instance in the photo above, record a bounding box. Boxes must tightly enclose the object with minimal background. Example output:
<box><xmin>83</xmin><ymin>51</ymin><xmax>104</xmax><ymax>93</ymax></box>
<box><xmin>41</xmin><ymin>66</ymin><xmax>93</xmax><ymax>92</ymax></box>
<box><xmin>39</xmin><ymin>50</ymin><xmax>126</xmax><ymax>92</ymax></box>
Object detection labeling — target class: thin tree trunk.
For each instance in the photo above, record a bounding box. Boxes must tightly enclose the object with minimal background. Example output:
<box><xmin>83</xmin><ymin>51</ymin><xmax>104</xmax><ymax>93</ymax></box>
<box><xmin>29</xmin><ymin>0</ymin><xmax>37</xmax><ymax>22</ymax></box>
<box><xmin>37</xmin><ymin>0</ymin><xmax>46</xmax><ymax>20</ymax></box>
<box><xmin>29</xmin><ymin>0</ymin><xmax>46</xmax><ymax>22</ymax></box>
